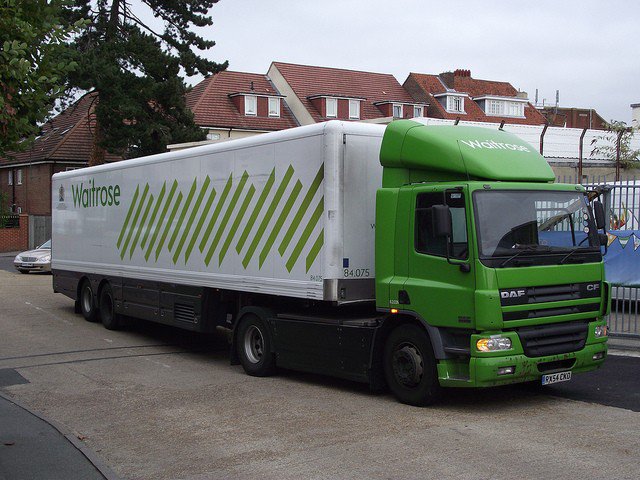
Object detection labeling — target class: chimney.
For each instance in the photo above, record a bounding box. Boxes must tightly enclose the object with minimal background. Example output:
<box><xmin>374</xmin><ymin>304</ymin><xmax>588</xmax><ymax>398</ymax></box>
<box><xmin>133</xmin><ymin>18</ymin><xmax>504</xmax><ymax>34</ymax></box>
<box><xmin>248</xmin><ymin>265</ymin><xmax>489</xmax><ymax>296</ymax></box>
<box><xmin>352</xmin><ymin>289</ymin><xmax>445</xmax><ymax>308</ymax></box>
<box><xmin>454</xmin><ymin>69</ymin><xmax>471</xmax><ymax>77</ymax></box>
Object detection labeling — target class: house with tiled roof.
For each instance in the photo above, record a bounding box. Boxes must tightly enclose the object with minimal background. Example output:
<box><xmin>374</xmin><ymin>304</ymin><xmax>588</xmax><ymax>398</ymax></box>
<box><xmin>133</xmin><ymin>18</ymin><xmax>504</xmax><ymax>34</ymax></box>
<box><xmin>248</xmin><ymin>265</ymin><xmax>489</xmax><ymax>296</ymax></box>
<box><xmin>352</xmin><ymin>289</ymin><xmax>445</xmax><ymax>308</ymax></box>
<box><xmin>404</xmin><ymin>69</ymin><xmax>545</xmax><ymax>126</ymax></box>
<box><xmin>267</xmin><ymin>62</ymin><xmax>428</xmax><ymax>125</ymax></box>
<box><xmin>173</xmin><ymin>70</ymin><xmax>298</xmax><ymax>149</ymax></box>
<box><xmin>0</xmin><ymin>92</ymin><xmax>121</xmax><ymax>218</ymax></box>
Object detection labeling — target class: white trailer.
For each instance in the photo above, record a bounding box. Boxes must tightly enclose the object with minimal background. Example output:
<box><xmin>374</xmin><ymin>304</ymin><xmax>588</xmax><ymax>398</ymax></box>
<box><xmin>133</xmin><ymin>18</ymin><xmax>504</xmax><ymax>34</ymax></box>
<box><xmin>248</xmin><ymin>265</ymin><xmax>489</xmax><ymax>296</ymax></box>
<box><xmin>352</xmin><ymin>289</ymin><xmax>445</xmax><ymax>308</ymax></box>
<box><xmin>53</xmin><ymin>121</ymin><xmax>384</xmax><ymax>304</ymax></box>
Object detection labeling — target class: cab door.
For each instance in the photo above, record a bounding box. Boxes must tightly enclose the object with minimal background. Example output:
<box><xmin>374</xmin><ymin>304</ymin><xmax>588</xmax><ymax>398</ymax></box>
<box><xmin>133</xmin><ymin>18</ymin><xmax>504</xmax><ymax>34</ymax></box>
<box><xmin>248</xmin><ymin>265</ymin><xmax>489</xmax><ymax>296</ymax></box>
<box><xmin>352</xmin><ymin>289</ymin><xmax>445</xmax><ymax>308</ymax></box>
<box><xmin>401</xmin><ymin>185</ymin><xmax>476</xmax><ymax>329</ymax></box>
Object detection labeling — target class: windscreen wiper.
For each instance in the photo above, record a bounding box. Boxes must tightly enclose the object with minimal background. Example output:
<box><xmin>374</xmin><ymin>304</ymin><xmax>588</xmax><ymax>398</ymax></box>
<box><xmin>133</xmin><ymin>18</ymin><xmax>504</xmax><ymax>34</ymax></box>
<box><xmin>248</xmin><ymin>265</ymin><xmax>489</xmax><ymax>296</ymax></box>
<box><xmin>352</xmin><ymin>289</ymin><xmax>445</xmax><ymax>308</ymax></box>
<box><xmin>499</xmin><ymin>245</ymin><xmax>551</xmax><ymax>267</ymax></box>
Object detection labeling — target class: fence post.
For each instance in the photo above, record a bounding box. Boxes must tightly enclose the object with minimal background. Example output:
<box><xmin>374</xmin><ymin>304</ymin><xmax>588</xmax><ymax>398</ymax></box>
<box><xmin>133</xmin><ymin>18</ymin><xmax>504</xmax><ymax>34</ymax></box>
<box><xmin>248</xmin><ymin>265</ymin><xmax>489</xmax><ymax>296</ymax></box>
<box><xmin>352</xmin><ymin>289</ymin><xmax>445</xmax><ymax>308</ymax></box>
<box><xmin>578</xmin><ymin>128</ymin><xmax>587</xmax><ymax>182</ymax></box>
<box><xmin>540</xmin><ymin>123</ymin><xmax>549</xmax><ymax>155</ymax></box>
<box><xmin>615</xmin><ymin>129</ymin><xmax>624</xmax><ymax>182</ymax></box>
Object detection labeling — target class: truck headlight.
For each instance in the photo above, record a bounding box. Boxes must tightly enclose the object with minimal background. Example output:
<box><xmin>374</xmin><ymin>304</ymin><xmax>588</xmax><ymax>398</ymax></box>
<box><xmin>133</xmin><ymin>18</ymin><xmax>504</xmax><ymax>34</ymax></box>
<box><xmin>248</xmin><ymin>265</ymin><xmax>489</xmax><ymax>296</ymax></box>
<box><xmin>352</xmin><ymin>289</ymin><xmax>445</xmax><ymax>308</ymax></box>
<box><xmin>476</xmin><ymin>336</ymin><xmax>512</xmax><ymax>352</ymax></box>
<box><xmin>594</xmin><ymin>325</ymin><xmax>608</xmax><ymax>338</ymax></box>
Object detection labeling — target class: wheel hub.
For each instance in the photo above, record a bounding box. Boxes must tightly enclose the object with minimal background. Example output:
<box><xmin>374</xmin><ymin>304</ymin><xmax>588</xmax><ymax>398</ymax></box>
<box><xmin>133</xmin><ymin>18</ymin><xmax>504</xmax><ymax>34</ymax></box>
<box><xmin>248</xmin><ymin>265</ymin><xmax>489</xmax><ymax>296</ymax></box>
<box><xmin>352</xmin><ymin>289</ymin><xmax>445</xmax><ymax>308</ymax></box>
<box><xmin>392</xmin><ymin>344</ymin><xmax>424</xmax><ymax>387</ymax></box>
<box><xmin>244</xmin><ymin>325</ymin><xmax>264</xmax><ymax>364</ymax></box>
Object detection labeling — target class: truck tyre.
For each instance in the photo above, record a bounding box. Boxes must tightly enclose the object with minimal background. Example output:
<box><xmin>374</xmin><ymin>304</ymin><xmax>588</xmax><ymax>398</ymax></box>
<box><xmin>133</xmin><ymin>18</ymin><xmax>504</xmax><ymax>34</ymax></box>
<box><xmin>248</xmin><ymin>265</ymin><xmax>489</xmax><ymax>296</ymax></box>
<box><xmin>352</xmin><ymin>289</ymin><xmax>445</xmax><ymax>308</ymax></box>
<box><xmin>236</xmin><ymin>314</ymin><xmax>276</xmax><ymax>377</ymax></box>
<box><xmin>79</xmin><ymin>280</ymin><xmax>99</xmax><ymax>322</ymax></box>
<box><xmin>99</xmin><ymin>283</ymin><xmax>122</xmax><ymax>330</ymax></box>
<box><xmin>383</xmin><ymin>324</ymin><xmax>442</xmax><ymax>406</ymax></box>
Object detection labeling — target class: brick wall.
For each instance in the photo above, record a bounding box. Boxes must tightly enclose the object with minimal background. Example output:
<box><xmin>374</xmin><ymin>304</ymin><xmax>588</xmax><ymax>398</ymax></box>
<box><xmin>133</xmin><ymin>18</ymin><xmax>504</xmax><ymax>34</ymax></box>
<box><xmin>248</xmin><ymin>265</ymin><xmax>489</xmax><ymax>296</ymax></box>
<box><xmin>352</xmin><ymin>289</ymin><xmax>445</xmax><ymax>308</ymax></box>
<box><xmin>0</xmin><ymin>214</ymin><xmax>29</xmax><ymax>252</ymax></box>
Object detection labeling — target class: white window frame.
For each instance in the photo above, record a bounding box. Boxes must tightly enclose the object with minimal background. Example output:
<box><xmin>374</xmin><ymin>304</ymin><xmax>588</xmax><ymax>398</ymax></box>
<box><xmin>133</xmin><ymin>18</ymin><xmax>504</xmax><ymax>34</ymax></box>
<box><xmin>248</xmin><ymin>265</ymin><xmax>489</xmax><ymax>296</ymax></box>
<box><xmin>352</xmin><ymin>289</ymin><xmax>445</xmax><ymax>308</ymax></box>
<box><xmin>244</xmin><ymin>95</ymin><xmax>257</xmax><ymax>116</ymax></box>
<box><xmin>326</xmin><ymin>98</ymin><xmax>337</xmax><ymax>118</ymax></box>
<box><xmin>349</xmin><ymin>100</ymin><xmax>360</xmax><ymax>120</ymax></box>
<box><xmin>393</xmin><ymin>104</ymin><xmax>403</xmax><ymax>118</ymax></box>
<box><xmin>268</xmin><ymin>97</ymin><xmax>280</xmax><ymax>117</ymax></box>
<box><xmin>16</xmin><ymin>169</ymin><xmax>22</xmax><ymax>185</ymax></box>
<box><xmin>413</xmin><ymin>106</ymin><xmax>423</xmax><ymax>117</ymax></box>
<box><xmin>8</xmin><ymin>171</ymin><xmax>13</xmax><ymax>186</ymax></box>
<box><xmin>446</xmin><ymin>95</ymin><xmax>465</xmax><ymax>113</ymax></box>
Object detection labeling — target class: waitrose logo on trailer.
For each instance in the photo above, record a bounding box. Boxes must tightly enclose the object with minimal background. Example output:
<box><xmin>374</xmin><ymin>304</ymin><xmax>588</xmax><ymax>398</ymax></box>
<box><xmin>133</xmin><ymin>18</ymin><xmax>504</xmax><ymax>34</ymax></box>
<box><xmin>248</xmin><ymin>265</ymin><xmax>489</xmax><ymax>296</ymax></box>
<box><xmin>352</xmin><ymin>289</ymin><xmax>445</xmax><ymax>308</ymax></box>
<box><xmin>459</xmin><ymin>139</ymin><xmax>530</xmax><ymax>152</ymax></box>
<box><xmin>71</xmin><ymin>179</ymin><xmax>121</xmax><ymax>208</ymax></box>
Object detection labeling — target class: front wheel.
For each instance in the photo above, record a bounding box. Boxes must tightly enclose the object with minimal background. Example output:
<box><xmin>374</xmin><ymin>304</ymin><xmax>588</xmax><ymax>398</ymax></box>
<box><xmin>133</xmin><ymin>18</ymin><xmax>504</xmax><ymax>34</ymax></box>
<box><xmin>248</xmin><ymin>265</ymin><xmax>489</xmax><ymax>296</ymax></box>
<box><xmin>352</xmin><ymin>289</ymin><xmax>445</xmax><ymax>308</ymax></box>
<box><xmin>383</xmin><ymin>324</ymin><xmax>442</xmax><ymax>406</ymax></box>
<box><xmin>236</xmin><ymin>314</ymin><xmax>276</xmax><ymax>377</ymax></box>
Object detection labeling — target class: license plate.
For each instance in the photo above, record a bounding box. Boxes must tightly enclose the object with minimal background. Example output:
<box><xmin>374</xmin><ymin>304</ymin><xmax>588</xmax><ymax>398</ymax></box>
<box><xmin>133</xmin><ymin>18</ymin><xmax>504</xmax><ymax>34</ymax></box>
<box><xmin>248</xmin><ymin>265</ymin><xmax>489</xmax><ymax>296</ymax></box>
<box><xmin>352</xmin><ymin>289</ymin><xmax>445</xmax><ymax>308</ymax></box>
<box><xmin>21</xmin><ymin>263</ymin><xmax>34</xmax><ymax>268</ymax></box>
<box><xmin>542</xmin><ymin>371</ymin><xmax>572</xmax><ymax>385</ymax></box>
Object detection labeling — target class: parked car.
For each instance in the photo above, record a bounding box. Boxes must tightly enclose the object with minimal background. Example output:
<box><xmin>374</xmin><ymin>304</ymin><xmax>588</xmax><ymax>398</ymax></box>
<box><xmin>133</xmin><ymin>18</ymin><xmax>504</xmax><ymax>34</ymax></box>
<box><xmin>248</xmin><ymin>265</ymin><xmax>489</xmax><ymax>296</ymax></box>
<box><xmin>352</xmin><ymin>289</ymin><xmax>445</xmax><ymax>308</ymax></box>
<box><xmin>14</xmin><ymin>240</ymin><xmax>51</xmax><ymax>274</ymax></box>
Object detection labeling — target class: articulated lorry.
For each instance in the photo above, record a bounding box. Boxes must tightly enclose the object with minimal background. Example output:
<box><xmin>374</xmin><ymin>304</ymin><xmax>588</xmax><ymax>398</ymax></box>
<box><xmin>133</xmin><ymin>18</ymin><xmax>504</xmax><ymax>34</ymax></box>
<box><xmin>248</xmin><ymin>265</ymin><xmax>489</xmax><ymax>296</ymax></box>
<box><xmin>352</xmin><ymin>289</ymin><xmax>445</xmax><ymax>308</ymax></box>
<box><xmin>52</xmin><ymin>120</ymin><xmax>610</xmax><ymax>405</ymax></box>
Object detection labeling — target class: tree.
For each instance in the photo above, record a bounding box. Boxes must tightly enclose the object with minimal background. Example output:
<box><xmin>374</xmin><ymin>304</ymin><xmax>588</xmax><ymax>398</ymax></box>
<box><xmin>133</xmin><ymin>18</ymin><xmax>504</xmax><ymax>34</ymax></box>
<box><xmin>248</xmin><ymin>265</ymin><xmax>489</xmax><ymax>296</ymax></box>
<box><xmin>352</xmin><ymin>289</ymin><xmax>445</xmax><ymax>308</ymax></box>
<box><xmin>67</xmin><ymin>1</ymin><xmax>228</xmax><ymax>163</ymax></box>
<box><xmin>0</xmin><ymin>0</ymin><xmax>86</xmax><ymax>156</ymax></box>
<box><xmin>591</xmin><ymin>120</ymin><xmax>640</xmax><ymax>170</ymax></box>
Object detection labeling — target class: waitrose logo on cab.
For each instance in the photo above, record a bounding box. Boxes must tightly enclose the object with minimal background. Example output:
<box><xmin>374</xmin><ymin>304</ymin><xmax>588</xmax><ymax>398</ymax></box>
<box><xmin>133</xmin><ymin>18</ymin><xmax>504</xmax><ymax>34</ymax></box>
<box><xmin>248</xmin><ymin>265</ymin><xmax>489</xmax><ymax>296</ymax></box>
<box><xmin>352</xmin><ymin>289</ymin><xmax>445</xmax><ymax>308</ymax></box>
<box><xmin>71</xmin><ymin>179</ymin><xmax>121</xmax><ymax>208</ymax></box>
<box><xmin>459</xmin><ymin>139</ymin><xmax>530</xmax><ymax>152</ymax></box>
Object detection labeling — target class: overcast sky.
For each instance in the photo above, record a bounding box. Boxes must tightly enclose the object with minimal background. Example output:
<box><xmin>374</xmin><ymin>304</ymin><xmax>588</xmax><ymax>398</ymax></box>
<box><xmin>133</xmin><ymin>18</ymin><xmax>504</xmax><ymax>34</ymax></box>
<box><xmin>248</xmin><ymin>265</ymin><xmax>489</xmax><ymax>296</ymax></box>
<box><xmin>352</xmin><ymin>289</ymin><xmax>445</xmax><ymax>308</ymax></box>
<box><xmin>179</xmin><ymin>0</ymin><xmax>638</xmax><ymax>123</ymax></box>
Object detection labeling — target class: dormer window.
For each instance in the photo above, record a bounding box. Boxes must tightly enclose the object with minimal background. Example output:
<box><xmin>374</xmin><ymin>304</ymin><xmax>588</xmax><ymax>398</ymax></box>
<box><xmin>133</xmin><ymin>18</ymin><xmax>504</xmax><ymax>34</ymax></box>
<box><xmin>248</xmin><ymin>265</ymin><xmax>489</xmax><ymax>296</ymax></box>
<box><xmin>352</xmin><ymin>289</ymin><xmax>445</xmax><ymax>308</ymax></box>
<box><xmin>474</xmin><ymin>96</ymin><xmax>527</xmax><ymax>118</ymax></box>
<box><xmin>326</xmin><ymin>98</ymin><xmax>337</xmax><ymax>118</ymax></box>
<box><xmin>268</xmin><ymin>97</ymin><xmax>280</xmax><ymax>117</ymax></box>
<box><xmin>244</xmin><ymin>95</ymin><xmax>257</xmax><ymax>116</ymax></box>
<box><xmin>413</xmin><ymin>106</ymin><xmax>424</xmax><ymax>117</ymax></box>
<box><xmin>393</xmin><ymin>104</ymin><xmax>403</xmax><ymax>118</ymax></box>
<box><xmin>433</xmin><ymin>93</ymin><xmax>468</xmax><ymax>114</ymax></box>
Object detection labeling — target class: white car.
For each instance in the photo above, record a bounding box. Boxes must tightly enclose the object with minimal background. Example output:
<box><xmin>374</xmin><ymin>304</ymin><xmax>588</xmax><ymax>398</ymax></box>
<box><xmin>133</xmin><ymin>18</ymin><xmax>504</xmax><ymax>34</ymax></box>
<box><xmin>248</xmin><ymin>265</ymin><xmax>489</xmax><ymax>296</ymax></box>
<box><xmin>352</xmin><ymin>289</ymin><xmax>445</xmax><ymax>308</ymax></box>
<box><xmin>14</xmin><ymin>240</ymin><xmax>52</xmax><ymax>274</ymax></box>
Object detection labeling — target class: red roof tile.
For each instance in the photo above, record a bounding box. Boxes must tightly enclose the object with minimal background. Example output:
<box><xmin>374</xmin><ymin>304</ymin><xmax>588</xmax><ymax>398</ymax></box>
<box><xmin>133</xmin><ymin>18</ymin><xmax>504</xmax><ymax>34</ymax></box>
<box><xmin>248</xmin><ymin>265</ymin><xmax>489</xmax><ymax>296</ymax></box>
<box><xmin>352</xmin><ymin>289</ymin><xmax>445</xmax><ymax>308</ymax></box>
<box><xmin>272</xmin><ymin>62</ymin><xmax>420</xmax><ymax>122</ymax></box>
<box><xmin>186</xmin><ymin>71</ymin><xmax>298</xmax><ymax>130</ymax></box>
<box><xmin>0</xmin><ymin>92</ymin><xmax>121</xmax><ymax>165</ymax></box>
<box><xmin>406</xmin><ymin>72</ymin><xmax>546</xmax><ymax>125</ymax></box>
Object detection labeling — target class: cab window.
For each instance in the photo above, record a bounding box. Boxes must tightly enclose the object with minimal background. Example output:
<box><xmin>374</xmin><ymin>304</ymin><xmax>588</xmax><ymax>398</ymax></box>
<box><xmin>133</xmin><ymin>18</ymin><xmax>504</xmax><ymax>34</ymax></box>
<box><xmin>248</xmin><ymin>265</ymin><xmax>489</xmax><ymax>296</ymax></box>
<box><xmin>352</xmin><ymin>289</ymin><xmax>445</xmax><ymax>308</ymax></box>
<box><xmin>415</xmin><ymin>191</ymin><xmax>468</xmax><ymax>259</ymax></box>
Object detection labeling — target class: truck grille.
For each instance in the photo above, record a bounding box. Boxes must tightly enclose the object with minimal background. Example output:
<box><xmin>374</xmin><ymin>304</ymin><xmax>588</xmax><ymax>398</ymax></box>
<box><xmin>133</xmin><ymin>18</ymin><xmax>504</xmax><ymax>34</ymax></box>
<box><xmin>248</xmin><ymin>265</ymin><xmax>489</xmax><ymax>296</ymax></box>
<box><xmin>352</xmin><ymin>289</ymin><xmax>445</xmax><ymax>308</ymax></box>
<box><xmin>515</xmin><ymin>320</ymin><xmax>588</xmax><ymax>357</ymax></box>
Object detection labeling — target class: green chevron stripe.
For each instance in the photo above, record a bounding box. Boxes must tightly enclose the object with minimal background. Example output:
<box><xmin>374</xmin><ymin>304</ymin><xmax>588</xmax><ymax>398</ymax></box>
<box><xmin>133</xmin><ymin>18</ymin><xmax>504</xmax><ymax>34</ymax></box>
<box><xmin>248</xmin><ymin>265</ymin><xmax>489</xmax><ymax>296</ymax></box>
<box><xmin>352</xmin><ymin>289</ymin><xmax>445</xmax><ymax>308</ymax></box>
<box><xmin>145</xmin><ymin>180</ymin><xmax>178</xmax><ymax>262</ymax></box>
<box><xmin>129</xmin><ymin>193</ymin><xmax>154</xmax><ymax>259</ymax></box>
<box><xmin>155</xmin><ymin>191</ymin><xmax>183</xmax><ymax>261</ymax></box>
<box><xmin>278</xmin><ymin>164</ymin><xmax>324</xmax><ymax>256</ymax></box>
<box><xmin>173</xmin><ymin>176</ymin><xmax>211</xmax><ymax>264</ymax></box>
<box><xmin>259</xmin><ymin>179</ymin><xmax>302</xmax><ymax>268</ymax></box>
<box><xmin>140</xmin><ymin>182</ymin><xmax>166</xmax><ymax>250</ymax></box>
<box><xmin>199</xmin><ymin>173</ymin><xmax>233</xmax><ymax>253</ymax></box>
<box><xmin>286</xmin><ymin>198</ymin><xmax>324</xmax><ymax>272</ymax></box>
<box><xmin>168</xmin><ymin>178</ymin><xmax>197</xmax><ymax>252</ymax></box>
<box><xmin>305</xmin><ymin>229</ymin><xmax>324</xmax><ymax>273</ymax></box>
<box><xmin>205</xmin><ymin>171</ymin><xmax>249</xmax><ymax>265</ymax></box>
<box><xmin>219</xmin><ymin>184</ymin><xmax>255</xmax><ymax>266</ymax></box>
<box><xmin>242</xmin><ymin>165</ymin><xmax>294</xmax><ymax>269</ymax></box>
<box><xmin>120</xmin><ymin>184</ymin><xmax>149</xmax><ymax>260</ymax></box>
<box><xmin>185</xmin><ymin>185</ymin><xmax>217</xmax><ymax>263</ymax></box>
<box><xmin>236</xmin><ymin>168</ymin><xmax>275</xmax><ymax>254</ymax></box>
<box><xmin>117</xmin><ymin>185</ymin><xmax>140</xmax><ymax>249</ymax></box>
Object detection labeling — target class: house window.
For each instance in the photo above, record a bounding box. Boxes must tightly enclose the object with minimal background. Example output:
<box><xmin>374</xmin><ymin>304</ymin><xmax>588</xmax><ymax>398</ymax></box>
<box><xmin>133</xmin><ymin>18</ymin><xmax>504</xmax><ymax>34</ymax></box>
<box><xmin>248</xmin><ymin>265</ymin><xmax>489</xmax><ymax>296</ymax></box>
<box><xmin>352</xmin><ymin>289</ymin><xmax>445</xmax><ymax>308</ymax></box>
<box><xmin>507</xmin><ymin>101</ymin><xmax>524</xmax><ymax>117</ymax></box>
<box><xmin>488</xmin><ymin>100</ymin><xmax>504</xmax><ymax>116</ymax></box>
<box><xmin>245</xmin><ymin>95</ymin><xmax>257</xmax><ymax>116</ymax></box>
<box><xmin>16</xmin><ymin>169</ymin><xmax>22</xmax><ymax>185</ymax></box>
<box><xmin>413</xmin><ymin>106</ymin><xmax>423</xmax><ymax>117</ymax></box>
<box><xmin>447</xmin><ymin>96</ymin><xmax>464</xmax><ymax>113</ymax></box>
<box><xmin>393</xmin><ymin>104</ymin><xmax>403</xmax><ymax>118</ymax></box>
<box><xmin>268</xmin><ymin>97</ymin><xmax>280</xmax><ymax>117</ymax></box>
<box><xmin>8</xmin><ymin>171</ymin><xmax>12</xmax><ymax>186</ymax></box>
<box><xmin>326</xmin><ymin>98</ymin><xmax>337</xmax><ymax>118</ymax></box>
<box><xmin>349</xmin><ymin>100</ymin><xmax>360</xmax><ymax>119</ymax></box>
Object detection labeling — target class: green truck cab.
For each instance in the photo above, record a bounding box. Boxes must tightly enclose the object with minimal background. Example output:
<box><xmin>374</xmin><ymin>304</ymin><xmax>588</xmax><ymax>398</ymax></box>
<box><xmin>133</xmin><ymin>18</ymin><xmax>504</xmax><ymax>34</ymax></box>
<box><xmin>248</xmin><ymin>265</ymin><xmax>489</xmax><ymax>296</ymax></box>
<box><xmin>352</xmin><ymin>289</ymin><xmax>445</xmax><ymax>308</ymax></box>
<box><xmin>375</xmin><ymin>120</ymin><xmax>609</xmax><ymax>405</ymax></box>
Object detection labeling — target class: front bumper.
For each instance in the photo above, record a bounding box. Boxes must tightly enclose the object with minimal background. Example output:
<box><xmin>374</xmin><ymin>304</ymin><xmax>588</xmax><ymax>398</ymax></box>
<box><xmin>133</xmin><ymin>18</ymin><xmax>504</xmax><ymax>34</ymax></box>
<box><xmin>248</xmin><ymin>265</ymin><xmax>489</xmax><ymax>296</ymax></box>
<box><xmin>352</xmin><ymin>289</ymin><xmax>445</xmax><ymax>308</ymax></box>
<box><xmin>437</xmin><ymin>319</ymin><xmax>608</xmax><ymax>388</ymax></box>
<box><xmin>14</xmin><ymin>261</ymin><xmax>51</xmax><ymax>273</ymax></box>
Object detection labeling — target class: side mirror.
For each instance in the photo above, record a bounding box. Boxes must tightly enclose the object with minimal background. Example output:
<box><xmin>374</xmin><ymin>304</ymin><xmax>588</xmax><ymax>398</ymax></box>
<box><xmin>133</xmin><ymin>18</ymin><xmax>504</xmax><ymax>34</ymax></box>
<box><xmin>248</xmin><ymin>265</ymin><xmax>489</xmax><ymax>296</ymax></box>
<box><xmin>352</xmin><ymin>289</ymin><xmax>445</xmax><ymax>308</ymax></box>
<box><xmin>593</xmin><ymin>201</ymin><xmax>606</xmax><ymax>230</ymax></box>
<box><xmin>432</xmin><ymin>204</ymin><xmax>452</xmax><ymax>237</ymax></box>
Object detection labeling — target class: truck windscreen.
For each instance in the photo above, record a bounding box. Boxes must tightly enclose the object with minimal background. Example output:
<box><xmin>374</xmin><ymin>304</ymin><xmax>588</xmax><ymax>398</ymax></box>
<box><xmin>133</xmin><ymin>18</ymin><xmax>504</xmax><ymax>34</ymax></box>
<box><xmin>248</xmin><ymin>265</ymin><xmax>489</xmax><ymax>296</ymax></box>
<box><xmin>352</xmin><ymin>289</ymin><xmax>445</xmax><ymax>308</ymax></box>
<box><xmin>473</xmin><ymin>190</ymin><xmax>601</xmax><ymax>266</ymax></box>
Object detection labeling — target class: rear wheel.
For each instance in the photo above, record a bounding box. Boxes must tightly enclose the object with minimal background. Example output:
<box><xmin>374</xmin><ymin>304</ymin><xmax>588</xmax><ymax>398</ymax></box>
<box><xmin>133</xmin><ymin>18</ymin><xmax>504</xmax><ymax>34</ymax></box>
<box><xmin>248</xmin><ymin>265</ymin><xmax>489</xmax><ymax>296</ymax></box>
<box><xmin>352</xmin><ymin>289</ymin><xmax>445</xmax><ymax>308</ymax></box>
<box><xmin>99</xmin><ymin>283</ymin><xmax>122</xmax><ymax>330</ymax></box>
<box><xmin>79</xmin><ymin>280</ymin><xmax>99</xmax><ymax>322</ymax></box>
<box><xmin>236</xmin><ymin>314</ymin><xmax>276</xmax><ymax>376</ymax></box>
<box><xmin>383</xmin><ymin>323</ymin><xmax>442</xmax><ymax>406</ymax></box>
